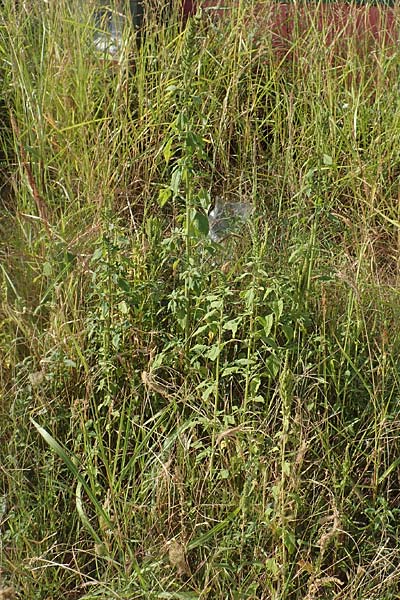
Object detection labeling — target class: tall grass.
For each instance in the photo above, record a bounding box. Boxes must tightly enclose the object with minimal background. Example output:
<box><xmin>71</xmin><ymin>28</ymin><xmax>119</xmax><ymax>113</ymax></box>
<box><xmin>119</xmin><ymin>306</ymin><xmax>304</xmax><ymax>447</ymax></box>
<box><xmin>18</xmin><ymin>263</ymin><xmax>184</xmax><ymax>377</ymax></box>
<box><xmin>1</xmin><ymin>1</ymin><xmax>400</xmax><ymax>598</ymax></box>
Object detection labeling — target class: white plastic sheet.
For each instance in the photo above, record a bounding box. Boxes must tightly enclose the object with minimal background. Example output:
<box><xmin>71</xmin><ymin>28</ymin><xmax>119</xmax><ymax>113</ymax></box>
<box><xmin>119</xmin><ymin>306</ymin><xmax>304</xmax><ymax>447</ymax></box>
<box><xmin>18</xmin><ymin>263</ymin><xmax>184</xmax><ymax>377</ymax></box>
<box><xmin>208</xmin><ymin>197</ymin><xmax>253</xmax><ymax>242</ymax></box>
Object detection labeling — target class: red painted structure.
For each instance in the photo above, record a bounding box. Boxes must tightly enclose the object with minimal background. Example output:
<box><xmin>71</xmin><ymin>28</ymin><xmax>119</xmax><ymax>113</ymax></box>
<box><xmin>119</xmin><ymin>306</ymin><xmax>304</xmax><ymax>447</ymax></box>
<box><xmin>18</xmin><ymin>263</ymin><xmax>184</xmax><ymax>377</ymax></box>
<box><xmin>181</xmin><ymin>1</ymin><xmax>399</xmax><ymax>52</ymax></box>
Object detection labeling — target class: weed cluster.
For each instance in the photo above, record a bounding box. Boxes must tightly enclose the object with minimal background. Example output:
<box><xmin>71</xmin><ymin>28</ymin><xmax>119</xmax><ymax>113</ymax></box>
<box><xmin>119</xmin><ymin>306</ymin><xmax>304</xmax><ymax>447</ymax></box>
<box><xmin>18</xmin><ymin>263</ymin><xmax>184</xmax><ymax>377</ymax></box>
<box><xmin>1</xmin><ymin>1</ymin><xmax>400</xmax><ymax>598</ymax></box>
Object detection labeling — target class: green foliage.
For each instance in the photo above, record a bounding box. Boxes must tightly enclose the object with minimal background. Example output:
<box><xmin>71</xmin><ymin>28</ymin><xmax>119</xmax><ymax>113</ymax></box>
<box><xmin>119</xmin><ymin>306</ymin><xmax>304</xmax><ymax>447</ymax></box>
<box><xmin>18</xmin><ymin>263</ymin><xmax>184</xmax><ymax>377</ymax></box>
<box><xmin>1</xmin><ymin>1</ymin><xmax>400</xmax><ymax>599</ymax></box>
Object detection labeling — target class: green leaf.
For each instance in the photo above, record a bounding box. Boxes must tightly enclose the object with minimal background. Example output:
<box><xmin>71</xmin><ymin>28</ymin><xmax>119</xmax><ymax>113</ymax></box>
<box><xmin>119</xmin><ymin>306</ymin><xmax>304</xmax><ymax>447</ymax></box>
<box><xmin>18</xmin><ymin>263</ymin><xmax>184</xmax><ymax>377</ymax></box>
<box><xmin>188</xmin><ymin>507</ymin><xmax>240</xmax><ymax>550</ymax></box>
<box><xmin>170</xmin><ymin>167</ymin><xmax>182</xmax><ymax>195</ymax></box>
<box><xmin>206</xmin><ymin>345</ymin><xmax>220</xmax><ymax>361</ymax></box>
<box><xmin>195</xmin><ymin>188</ymin><xmax>211</xmax><ymax>210</ymax></box>
<box><xmin>190</xmin><ymin>343</ymin><xmax>209</xmax><ymax>358</ymax></box>
<box><xmin>43</xmin><ymin>262</ymin><xmax>52</xmax><ymax>277</ymax></box>
<box><xmin>223</xmin><ymin>317</ymin><xmax>242</xmax><ymax>338</ymax></box>
<box><xmin>158</xmin><ymin>187</ymin><xmax>172</xmax><ymax>207</ymax></box>
<box><xmin>117</xmin><ymin>277</ymin><xmax>131</xmax><ymax>292</ymax></box>
<box><xmin>200</xmin><ymin>381</ymin><xmax>216</xmax><ymax>401</ymax></box>
<box><xmin>265</xmin><ymin>557</ymin><xmax>280</xmax><ymax>575</ymax></box>
<box><xmin>30</xmin><ymin>419</ymin><xmax>112</xmax><ymax>539</ymax></box>
<box><xmin>264</xmin><ymin>354</ymin><xmax>280</xmax><ymax>378</ymax></box>
<box><xmin>162</xmin><ymin>137</ymin><xmax>174</xmax><ymax>164</ymax></box>
<box><xmin>221</xmin><ymin>365</ymin><xmax>242</xmax><ymax>376</ymax></box>
<box><xmin>118</xmin><ymin>300</ymin><xmax>129</xmax><ymax>314</ymax></box>
<box><xmin>186</xmin><ymin>130</ymin><xmax>204</xmax><ymax>151</ymax></box>
<box><xmin>243</xmin><ymin>287</ymin><xmax>255</xmax><ymax>310</ymax></box>
<box><xmin>193</xmin><ymin>210</ymin><xmax>209</xmax><ymax>236</ymax></box>
<box><xmin>282</xmin><ymin>323</ymin><xmax>294</xmax><ymax>342</ymax></box>
<box><xmin>75</xmin><ymin>480</ymin><xmax>102</xmax><ymax>547</ymax></box>
<box><xmin>112</xmin><ymin>333</ymin><xmax>120</xmax><ymax>349</ymax></box>
<box><xmin>192</xmin><ymin>324</ymin><xmax>212</xmax><ymax>337</ymax></box>
<box><xmin>323</xmin><ymin>153</ymin><xmax>333</xmax><ymax>166</ymax></box>
<box><xmin>272</xmin><ymin>299</ymin><xmax>284</xmax><ymax>320</ymax></box>
<box><xmin>257</xmin><ymin>314</ymin><xmax>274</xmax><ymax>337</ymax></box>
<box><xmin>283</xmin><ymin>528</ymin><xmax>296</xmax><ymax>554</ymax></box>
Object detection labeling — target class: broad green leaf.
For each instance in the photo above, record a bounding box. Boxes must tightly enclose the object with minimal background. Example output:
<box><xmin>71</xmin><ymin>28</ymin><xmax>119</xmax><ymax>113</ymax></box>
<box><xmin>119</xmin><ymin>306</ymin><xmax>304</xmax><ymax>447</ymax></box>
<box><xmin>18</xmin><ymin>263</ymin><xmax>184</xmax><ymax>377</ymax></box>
<box><xmin>257</xmin><ymin>314</ymin><xmax>274</xmax><ymax>337</ymax></box>
<box><xmin>193</xmin><ymin>210</ymin><xmax>209</xmax><ymax>236</ymax></box>
<box><xmin>158</xmin><ymin>187</ymin><xmax>172</xmax><ymax>207</ymax></box>
<box><xmin>223</xmin><ymin>317</ymin><xmax>242</xmax><ymax>338</ymax></box>
<box><xmin>206</xmin><ymin>345</ymin><xmax>220</xmax><ymax>361</ymax></box>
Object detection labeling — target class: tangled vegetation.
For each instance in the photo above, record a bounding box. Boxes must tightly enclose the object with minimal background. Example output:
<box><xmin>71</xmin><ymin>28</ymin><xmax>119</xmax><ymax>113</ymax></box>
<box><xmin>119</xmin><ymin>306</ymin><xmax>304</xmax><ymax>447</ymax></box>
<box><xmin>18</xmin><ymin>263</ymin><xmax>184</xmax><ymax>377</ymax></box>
<box><xmin>1</xmin><ymin>1</ymin><xmax>400</xmax><ymax>598</ymax></box>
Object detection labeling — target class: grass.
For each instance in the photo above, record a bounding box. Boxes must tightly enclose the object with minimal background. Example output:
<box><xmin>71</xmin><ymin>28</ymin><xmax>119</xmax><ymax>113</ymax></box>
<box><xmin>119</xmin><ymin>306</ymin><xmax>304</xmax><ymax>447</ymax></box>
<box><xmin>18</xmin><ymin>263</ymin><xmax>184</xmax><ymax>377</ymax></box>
<box><xmin>1</xmin><ymin>0</ymin><xmax>400</xmax><ymax>598</ymax></box>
